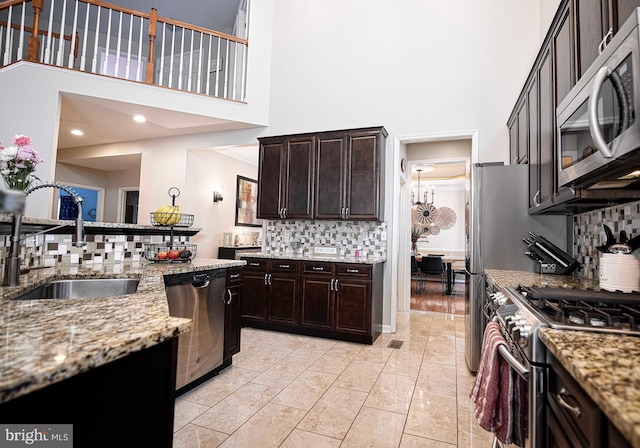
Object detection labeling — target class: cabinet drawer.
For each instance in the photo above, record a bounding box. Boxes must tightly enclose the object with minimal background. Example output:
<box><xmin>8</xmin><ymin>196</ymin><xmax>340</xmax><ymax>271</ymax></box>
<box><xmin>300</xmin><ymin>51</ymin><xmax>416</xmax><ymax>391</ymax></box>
<box><xmin>270</xmin><ymin>260</ymin><xmax>300</xmax><ymax>272</ymax></box>
<box><xmin>302</xmin><ymin>262</ymin><xmax>335</xmax><ymax>275</ymax></box>
<box><xmin>336</xmin><ymin>264</ymin><xmax>371</xmax><ymax>278</ymax></box>
<box><xmin>243</xmin><ymin>258</ymin><xmax>268</xmax><ymax>271</ymax></box>
<box><xmin>548</xmin><ymin>355</ymin><xmax>602</xmax><ymax>446</ymax></box>
<box><xmin>227</xmin><ymin>267</ymin><xmax>243</xmax><ymax>285</ymax></box>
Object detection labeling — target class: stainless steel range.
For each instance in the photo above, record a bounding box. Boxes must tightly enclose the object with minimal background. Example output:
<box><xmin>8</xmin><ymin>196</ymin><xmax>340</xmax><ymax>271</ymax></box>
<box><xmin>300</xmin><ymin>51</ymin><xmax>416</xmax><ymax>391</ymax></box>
<box><xmin>491</xmin><ymin>284</ymin><xmax>640</xmax><ymax>448</ymax></box>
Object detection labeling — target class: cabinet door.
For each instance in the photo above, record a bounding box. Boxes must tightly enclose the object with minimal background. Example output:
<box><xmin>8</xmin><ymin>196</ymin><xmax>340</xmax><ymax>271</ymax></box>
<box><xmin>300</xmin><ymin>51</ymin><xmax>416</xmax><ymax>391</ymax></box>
<box><xmin>334</xmin><ymin>278</ymin><xmax>371</xmax><ymax>335</ymax></box>
<box><xmin>315</xmin><ymin>133</ymin><xmax>346</xmax><ymax>219</ymax></box>
<box><xmin>268</xmin><ymin>273</ymin><xmax>299</xmax><ymax>326</ymax></box>
<box><xmin>345</xmin><ymin>130</ymin><xmax>382</xmax><ymax>220</ymax></box>
<box><xmin>555</xmin><ymin>4</ymin><xmax>575</xmax><ymax>106</ymax></box>
<box><xmin>575</xmin><ymin>0</ymin><xmax>606</xmax><ymax>80</ymax></box>
<box><xmin>538</xmin><ymin>47</ymin><xmax>555</xmax><ymax>206</ymax></box>
<box><xmin>284</xmin><ymin>137</ymin><xmax>315</xmax><ymax>219</ymax></box>
<box><xmin>257</xmin><ymin>141</ymin><xmax>285</xmax><ymax>219</ymax></box>
<box><xmin>300</xmin><ymin>276</ymin><xmax>334</xmax><ymax>330</ymax></box>
<box><xmin>517</xmin><ymin>103</ymin><xmax>528</xmax><ymax>164</ymax></box>
<box><xmin>509</xmin><ymin>117</ymin><xmax>518</xmax><ymax>165</ymax></box>
<box><xmin>528</xmin><ymin>75</ymin><xmax>540</xmax><ymax>210</ymax></box>
<box><xmin>224</xmin><ymin>284</ymin><xmax>242</xmax><ymax>358</ymax></box>
<box><xmin>240</xmin><ymin>271</ymin><xmax>267</xmax><ymax>323</ymax></box>
<box><xmin>611</xmin><ymin>0</ymin><xmax>640</xmax><ymax>34</ymax></box>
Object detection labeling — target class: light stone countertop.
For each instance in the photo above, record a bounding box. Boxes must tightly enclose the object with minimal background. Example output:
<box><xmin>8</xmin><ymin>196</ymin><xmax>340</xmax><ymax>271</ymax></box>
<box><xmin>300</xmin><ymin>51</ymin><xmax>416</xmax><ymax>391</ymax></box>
<box><xmin>485</xmin><ymin>269</ymin><xmax>639</xmax><ymax>447</ymax></box>
<box><xmin>0</xmin><ymin>258</ymin><xmax>244</xmax><ymax>404</ymax></box>
<box><xmin>238</xmin><ymin>252</ymin><xmax>387</xmax><ymax>264</ymax></box>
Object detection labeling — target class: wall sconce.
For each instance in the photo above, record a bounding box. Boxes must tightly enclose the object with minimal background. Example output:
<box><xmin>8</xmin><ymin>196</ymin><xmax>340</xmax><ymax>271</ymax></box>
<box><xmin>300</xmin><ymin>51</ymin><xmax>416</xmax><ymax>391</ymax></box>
<box><xmin>213</xmin><ymin>191</ymin><xmax>224</xmax><ymax>203</ymax></box>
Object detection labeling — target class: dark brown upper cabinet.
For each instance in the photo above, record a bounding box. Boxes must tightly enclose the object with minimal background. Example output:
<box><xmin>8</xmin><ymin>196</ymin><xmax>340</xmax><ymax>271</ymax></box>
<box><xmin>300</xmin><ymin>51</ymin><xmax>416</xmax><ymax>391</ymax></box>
<box><xmin>258</xmin><ymin>126</ymin><xmax>386</xmax><ymax>221</ymax></box>
<box><xmin>257</xmin><ymin>136</ymin><xmax>315</xmax><ymax>220</ymax></box>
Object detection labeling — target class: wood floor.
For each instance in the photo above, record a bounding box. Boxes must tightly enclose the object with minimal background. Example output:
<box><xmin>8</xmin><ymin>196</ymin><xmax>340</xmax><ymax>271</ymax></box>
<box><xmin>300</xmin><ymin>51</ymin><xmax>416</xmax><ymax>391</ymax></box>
<box><xmin>410</xmin><ymin>279</ymin><xmax>466</xmax><ymax>315</ymax></box>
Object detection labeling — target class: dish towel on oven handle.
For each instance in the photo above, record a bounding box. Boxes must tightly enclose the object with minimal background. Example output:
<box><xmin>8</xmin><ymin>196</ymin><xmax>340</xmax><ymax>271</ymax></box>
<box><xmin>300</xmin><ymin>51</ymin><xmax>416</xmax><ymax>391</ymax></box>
<box><xmin>469</xmin><ymin>321</ymin><xmax>514</xmax><ymax>445</ymax></box>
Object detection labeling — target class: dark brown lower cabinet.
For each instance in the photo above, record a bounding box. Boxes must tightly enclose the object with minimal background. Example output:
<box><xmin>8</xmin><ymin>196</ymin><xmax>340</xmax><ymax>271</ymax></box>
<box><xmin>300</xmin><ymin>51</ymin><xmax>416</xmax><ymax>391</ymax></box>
<box><xmin>243</xmin><ymin>258</ymin><xmax>383</xmax><ymax>344</ymax></box>
<box><xmin>0</xmin><ymin>338</ymin><xmax>178</xmax><ymax>448</ymax></box>
<box><xmin>224</xmin><ymin>267</ymin><xmax>243</xmax><ymax>362</ymax></box>
<box><xmin>547</xmin><ymin>353</ymin><xmax>631</xmax><ymax>447</ymax></box>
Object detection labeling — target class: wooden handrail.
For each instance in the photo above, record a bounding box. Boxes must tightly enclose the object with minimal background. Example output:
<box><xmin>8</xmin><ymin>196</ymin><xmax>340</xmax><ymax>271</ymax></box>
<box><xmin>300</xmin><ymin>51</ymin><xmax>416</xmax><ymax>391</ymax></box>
<box><xmin>0</xmin><ymin>0</ymin><xmax>28</xmax><ymax>9</ymax></box>
<box><xmin>157</xmin><ymin>15</ymin><xmax>248</xmax><ymax>45</ymax></box>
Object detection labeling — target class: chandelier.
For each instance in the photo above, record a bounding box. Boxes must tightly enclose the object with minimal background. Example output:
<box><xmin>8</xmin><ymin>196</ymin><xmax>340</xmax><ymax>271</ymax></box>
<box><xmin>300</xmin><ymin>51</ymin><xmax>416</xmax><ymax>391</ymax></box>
<box><xmin>411</xmin><ymin>168</ymin><xmax>434</xmax><ymax>206</ymax></box>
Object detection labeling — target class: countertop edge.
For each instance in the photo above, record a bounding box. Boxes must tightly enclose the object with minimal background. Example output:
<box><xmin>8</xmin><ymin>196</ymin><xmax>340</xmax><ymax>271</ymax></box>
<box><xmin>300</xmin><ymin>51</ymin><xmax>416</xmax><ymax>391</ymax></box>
<box><xmin>238</xmin><ymin>253</ymin><xmax>386</xmax><ymax>264</ymax></box>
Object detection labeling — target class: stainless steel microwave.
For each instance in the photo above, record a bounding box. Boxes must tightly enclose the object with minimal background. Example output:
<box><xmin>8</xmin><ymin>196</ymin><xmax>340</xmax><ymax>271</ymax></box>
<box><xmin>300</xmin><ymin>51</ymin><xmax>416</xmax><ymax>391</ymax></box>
<box><xmin>557</xmin><ymin>8</ymin><xmax>640</xmax><ymax>189</ymax></box>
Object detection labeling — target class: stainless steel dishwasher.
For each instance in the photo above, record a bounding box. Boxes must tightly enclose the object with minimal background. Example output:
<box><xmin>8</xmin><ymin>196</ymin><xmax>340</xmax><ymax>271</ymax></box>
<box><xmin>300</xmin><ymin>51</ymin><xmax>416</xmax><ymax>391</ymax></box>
<box><xmin>164</xmin><ymin>269</ymin><xmax>226</xmax><ymax>391</ymax></box>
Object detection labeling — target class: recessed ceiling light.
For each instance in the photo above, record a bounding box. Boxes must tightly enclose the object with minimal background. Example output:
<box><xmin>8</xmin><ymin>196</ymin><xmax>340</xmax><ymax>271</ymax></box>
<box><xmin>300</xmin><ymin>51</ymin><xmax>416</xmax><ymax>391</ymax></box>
<box><xmin>414</xmin><ymin>164</ymin><xmax>435</xmax><ymax>173</ymax></box>
<box><xmin>132</xmin><ymin>115</ymin><xmax>146</xmax><ymax>123</ymax></box>
<box><xmin>70</xmin><ymin>129</ymin><xmax>84</xmax><ymax>136</ymax></box>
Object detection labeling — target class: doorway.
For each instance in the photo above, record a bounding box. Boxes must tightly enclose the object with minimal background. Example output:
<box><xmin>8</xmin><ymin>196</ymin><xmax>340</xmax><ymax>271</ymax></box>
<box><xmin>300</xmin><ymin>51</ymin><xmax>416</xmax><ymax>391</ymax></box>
<box><xmin>119</xmin><ymin>188</ymin><xmax>140</xmax><ymax>224</ymax></box>
<box><xmin>391</xmin><ymin>130</ymin><xmax>478</xmax><ymax>329</ymax></box>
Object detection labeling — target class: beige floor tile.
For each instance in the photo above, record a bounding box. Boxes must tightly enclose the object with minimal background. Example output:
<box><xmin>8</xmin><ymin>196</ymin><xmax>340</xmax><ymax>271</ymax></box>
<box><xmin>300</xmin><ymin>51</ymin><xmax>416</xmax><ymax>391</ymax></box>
<box><xmin>307</xmin><ymin>345</ymin><xmax>363</xmax><ymax>375</ymax></box>
<box><xmin>341</xmin><ymin>406</ymin><xmax>406</xmax><ymax>448</ymax></box>
<box><xmin>334</xmin><ymin>359</ymin><xmax>385</xmax><ymax>392</ymax></box>
<box><xmin>423</xmin><ymin>335</ymin><xmax>457</xmax><ymax>365</ymax></box>
<box><xmin>218</xmin><ymin>403</ymin><xmax>307</xmax><ymax>448</ymax></box>
<box><xmin>280</xmin><ymin>429</ymin><xmax>342</xmax><ymax>448</ymax></box>
<box><xmin>270</xmin><ymin>369</ymin><xmax>338</xmax><ymax>410</ymax></box>
<box><xmin>191</xmin><ymin>382</ymin><xmax>281</xmax><ymax>434</ymax></box>
<box><xmin>173</xmin><ymin>423</ymin><xmax>228</xmax><ymax>448</ymax></box>
<box><xmin>179</xmin><ymin>366</ymin><xmax>259</xmax><ymax>406</ymax></box>
<box><xmin>416</xmin><ymin>362</ymin><xmax>458</xmax><ymax>396</ymax></box>
<box><xmin>288</xmin><ymin>338</ymin><xmax>337</xmax><ymax>361</ymax></box>
<box><xmin>297</xmin><ymin>386</ymin><xmax>368</xmax><ymax>439</ymax></box>
<box><xmin>399</xmin><ymin>433</ymin><xmax>456</xmax><ymax>447</ymax></box>
<box><xmin>457</xmin><ymin>409</ymin><xmax>497</xmax><ymax>447</ymax></box>
<box><xmin>355</xmin><ymin>344</ymin><xmax>395</xmax><ymax>363</ymax></box>
<box><xmin>383</xmin><ymin>347</ymin><xmax>425</xmax><ymax>378</ymax></box>
<box><xmin>405</xmin><ymin>390</ymin><xmax>458</xmax><ymax>445</ymax></box>
<box><xmin>251</xmin><ymin>355</ymin><xmax>314</xmax><ymax>388</ymax></box>
<box><xmin>173</xmin><ymin>398</ymin><xmax>210</xmax><ymax>431</ymax></box>
<box><xmin>364</xmin><ymin>372</ymin><xmax>416</xmax><ymax>414</ymax></box>
<box><xmin>234</xmin><ymin>345</ymin><xmax>293</xmax><ymax>371</ymax></box>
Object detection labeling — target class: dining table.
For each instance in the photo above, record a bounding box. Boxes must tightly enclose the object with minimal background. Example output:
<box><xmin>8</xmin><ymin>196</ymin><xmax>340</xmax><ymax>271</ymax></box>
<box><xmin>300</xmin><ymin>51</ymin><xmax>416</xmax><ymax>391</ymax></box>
<box><xmin>415</xmin><ymin>254</ymin><xmax>466</xmax><ymax>295</ymax></box>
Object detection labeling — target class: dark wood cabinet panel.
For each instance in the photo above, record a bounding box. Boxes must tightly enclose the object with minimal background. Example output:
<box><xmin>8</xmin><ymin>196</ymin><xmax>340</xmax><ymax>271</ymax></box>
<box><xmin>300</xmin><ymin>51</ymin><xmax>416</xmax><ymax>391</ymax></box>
<box><xmin>335</xmin><ymin>278</ymin><xmax>371</xmax><ymax>336</ymax></box>
<box><xmin>517</xmin><ymin>105</ymin><xmax>528</xmax><ymax>164</ymax></box>
<box><xmin>315</xmin><ymin>133</ymin><xmax>347</xmax><ymax>219</ymax></box>
<box><xmin>224</xmin><ymin>268</ymin><xmax>242</xmax><ymax>360</ymax></box>
<box><xmin>538</xmin><ymin>47</ymin><xmax>555</xmax><ymax>207</ymax></box>
<box><xmin>509</xmin><ymin>118</ymin><xmax>518</xmax><ymax>164</ymax></box>
<box><xmin>555</xmin><ymin>4</ymin><xmax>575</xmax><ymax>105</ymax></box>
<box><xmin>610</xmin><ymin>0</ymin><xmax>640</xmax><ymax>35</ymax></box>
<box><xmin>345</xmin><ymin>130</ymin><xmax>383</xmax><ymax>220</ymax></box>
<box><xmin>257</xmin><ymin>142</ymin><xmax>285</xmax><ymax>219</ymax></box>
<box><xmin>300</xmin><ymin>276</ymin><xmax>334</xmax><ymax>330</ymax></box>
<box><xmin>240</xmin><ymin>271</ymin><xmax>267</xmax><ymax>324</ymax></box>
<box><xmin>528</xmin><ymin>77</ymin><xmax>539</xmax><ymax>210</ymax></box>
<box><xmin>284</xmin><ymin>137</ymin><xmax>315</xmax><ymax>219</ymax></box>
<box><xmin>268</xmin><ymin>274</ymin><xmax>299</xmax><ymax>326</ymax></box>
<box><xmin>575</xmin><ymin>0</ymin><xmax>606</xmax><ymax>79</ymax></box>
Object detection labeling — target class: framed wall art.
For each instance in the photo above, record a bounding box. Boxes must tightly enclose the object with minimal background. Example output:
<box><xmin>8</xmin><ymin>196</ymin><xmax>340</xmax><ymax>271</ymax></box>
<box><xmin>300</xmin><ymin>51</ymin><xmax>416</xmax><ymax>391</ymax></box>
<box><xmin>235</xmin><ymin>175</ymin><xmax>262</xmax><ymax>227</ymax></box>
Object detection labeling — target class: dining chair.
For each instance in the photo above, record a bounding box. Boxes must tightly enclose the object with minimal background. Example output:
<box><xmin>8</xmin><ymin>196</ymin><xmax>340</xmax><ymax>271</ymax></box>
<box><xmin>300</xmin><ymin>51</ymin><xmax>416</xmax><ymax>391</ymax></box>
<box><xmin>451</xmin><ymin>259</ymin><xmax>467</xmax><ymax>294</ymax></box>
<box><xmin>410</xmin><ymin>254</ymin><xmax>424</xmax><ymax>293</ymax></box>
<box><xmin>419</xmin><ymin>255</ymin><xmax>446</xmax><ymax>295</ymax></box>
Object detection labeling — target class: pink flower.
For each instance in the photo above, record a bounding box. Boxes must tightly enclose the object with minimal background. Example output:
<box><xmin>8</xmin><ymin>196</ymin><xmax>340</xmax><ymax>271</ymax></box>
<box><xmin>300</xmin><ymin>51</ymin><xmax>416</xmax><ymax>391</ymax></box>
<box><xmin>12</xmin><ymin>135</ymin><xmax>32</xmax><ymax>147</ymax></box>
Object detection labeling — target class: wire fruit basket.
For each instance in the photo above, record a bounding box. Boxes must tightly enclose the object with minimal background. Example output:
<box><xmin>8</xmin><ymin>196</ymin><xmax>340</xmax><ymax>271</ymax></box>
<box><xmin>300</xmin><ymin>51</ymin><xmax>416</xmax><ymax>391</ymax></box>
<box><xmin>144</xmin><ymin>243</ymin><xmax>197</xmax><ymax>263</ymax></box>
<box><xmin>150</xmin><ymin>211</ymin><xmax>194</xmax><ymax>227</ymax></box>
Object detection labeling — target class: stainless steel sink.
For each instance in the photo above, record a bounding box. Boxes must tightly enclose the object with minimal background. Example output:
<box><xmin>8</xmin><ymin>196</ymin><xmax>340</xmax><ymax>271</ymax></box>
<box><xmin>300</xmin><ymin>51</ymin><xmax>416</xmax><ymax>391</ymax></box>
<box><xmin>12</xmin><ymin>278</ymin><xmax>140</xmax><ymax>300</ymax></box>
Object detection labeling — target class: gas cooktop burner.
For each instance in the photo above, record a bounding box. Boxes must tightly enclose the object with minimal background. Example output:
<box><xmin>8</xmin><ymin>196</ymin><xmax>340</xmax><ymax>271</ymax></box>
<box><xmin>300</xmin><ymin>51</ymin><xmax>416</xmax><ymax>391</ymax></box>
<box><xmin>516</xmin><ymin>285</ymin><xmax>640</xmax><ymax>332</ymax></box>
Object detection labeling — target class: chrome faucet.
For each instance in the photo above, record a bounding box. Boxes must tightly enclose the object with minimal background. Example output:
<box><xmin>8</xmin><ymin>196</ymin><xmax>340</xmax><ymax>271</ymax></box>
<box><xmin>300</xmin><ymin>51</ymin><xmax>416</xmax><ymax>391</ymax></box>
<box><xmin>3</xmin><ymin>183</ymin><xmax>86</xmax><ymax>286</ymax></box>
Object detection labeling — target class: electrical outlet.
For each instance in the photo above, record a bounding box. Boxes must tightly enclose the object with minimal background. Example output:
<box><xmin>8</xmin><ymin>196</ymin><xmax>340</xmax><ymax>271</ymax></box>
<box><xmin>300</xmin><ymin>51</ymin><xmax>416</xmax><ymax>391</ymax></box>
<box><xmin>381</xmin><ymin>231</ymin><xmax>387</xmax><ymax>241</ymax></box>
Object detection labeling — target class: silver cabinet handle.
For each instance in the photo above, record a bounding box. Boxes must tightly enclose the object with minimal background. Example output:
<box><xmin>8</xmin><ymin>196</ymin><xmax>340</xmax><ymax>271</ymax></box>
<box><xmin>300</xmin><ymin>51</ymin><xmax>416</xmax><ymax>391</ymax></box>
<box><xmin>268</xmin><ymin>273</ymin><xmax>272</xmax><ymax>285</ymax></box>
<box><xmin>279</xmin><ymin>264</ymin><xmax>290</xmax><ymax>269</ymax></box>
<box><xmin>345</xmin><ymin>207</ymin><xmax>349</xmax><ymax>219</ymax></box>
<box><xmin>264</xmin><ymin>273</ymin><xmax>269</xmax><ymax>285</ymax></box>
<box><xmin>282</xmin><ymin>207</ymin><xmax>287</xmax><ymax>218</ymax></box>
<box><xmin>556</xmin><ymin>388</ymin><xmax>582</xmax><ymax>418</ymax></box>
<box><xmin>334</xmin><ymin>278</ymin><xmax>339</xmax><ymax>290</ymax></box>
<box><xmin>598</xmin><ymin>28</ymin><xmax>613</xmax><ymax>54</ymax></box>
<box><xmin>533</xmin><ymin>191</ymin><xmax>541</xmax><ymax>208</ymax></box>
<box><xmin>341</xmin><ymin>207</ymin><xmax>345</xmax><ymax>219</ymax></box>
<box><xmin>230</xmin><ymin>273</ymin><xmax>240</xmax><ymax>279</ymax></box>
<box><xmin>224</xmin><ymin>288</ymin><xmax>233</xmax><ymax>305</ymax></box>
<box><xmin>312</xmin><ymin>266</ymin><xmax>324</xmax><ymax>271</ymax></box>
<box><xmin>346</xmin><ymin>269</ymin><xmax>359</xmax><ymax>273</ymax></box>
<box><xmin>330</xmin><ymin>278</ymin><xmax>335</xmax><ymax>291</ymax></box>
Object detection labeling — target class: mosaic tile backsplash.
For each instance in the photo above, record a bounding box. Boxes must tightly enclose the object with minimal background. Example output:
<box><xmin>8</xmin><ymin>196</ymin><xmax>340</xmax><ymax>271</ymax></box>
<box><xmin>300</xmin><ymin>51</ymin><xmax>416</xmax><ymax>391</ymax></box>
<box><xmin>574</xmin><ymin>200</ymin><xmax>640</xmax><ymax>280</ymax></box>
<box><xmin>263</xmin><ymin>220</ymin><xmax>388</xmax><ymax>258</ymax></box>
<box><xmin>0</xmin><ymin>233</ymin><xmax>192</xmax><ymax>270</ymax></box>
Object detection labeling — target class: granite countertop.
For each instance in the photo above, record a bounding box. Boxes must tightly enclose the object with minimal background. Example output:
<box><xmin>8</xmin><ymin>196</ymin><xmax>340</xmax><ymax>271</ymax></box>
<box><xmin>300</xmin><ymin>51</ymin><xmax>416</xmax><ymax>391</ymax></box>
<box><xmin>485</xmin><ymin>269</ymin><xmax>638</xmax><ymax>446</ymax></box>
<box><xmin>239</xmin><ymin>252</ymin><xmax>387</xmax><ymax>264</ymax></box>
<box><xmin>540</xmin><ymin>329</ymin><xmax>640</xmax><ymax>447</ymax></box>
<box><xmin>0</xmin><ymin>258</ymin><xmax>244</xmax><ymax>404</ymax></box>
<box><xmin>484</xmin><ymin>268</ymin><xmax>598</xmax><ymax>290</ymax></box>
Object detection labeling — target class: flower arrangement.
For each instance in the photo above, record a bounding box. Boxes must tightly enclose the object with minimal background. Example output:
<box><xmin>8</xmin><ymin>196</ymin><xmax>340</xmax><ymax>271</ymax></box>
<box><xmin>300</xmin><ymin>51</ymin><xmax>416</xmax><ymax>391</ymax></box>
<box><xmin>411</xmin><ymin>224</ymin><xmax>428</xmax><ymax>252</ymax></box>
<box><xmin>0</xmin><ymin>135</ymin><xmax>44</xmax><ymax>191</ymax></box>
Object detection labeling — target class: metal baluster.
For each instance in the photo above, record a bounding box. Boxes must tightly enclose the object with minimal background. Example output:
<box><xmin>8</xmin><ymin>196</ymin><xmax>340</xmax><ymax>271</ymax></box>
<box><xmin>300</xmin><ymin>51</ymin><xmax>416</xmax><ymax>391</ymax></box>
<box><xmin>90</xmin><ymin>5</ymin><xmax>100</xmax><ymax>73</ymax></box>
<box><xmin>232</xmin><ymin>41</ymin><xmax>238</xmax><ymax>100</ymax></box>
<box><xmin>187</xmin><ymin>29</ymin><xmax>194</xmax><ymax>92</ymax></box>
<box><xmin>67</xmin><ymin>0</ymin><xmax>78</xmax><ymax>68</ymax></box>
<box><xmin>168</xmin><ymin>24</ymin><xmax>175</xmax><ymax>88</ymax></box>
<box><xmin>56</xmin><ymin>0</ymin><xmax>67</xmax><ymax>66</ymax></box>
<box><xmin>178</xmin><ymin>26</ymin><xmax>185</xmax><ymax>89</ymax></box>
<box><xmin>240</xmin><ymin>42</ymin><xmax>247</xmax><ymax>102</ymax></box>
<box><xmin>223</xmin><ymin>37</ymin><xmax>230</xmax><ymax>99</ymax></box>
<box><xmin>80</xmin><ymin>3</ymin><xmax>90</xmax><ymax>71</ymax></box>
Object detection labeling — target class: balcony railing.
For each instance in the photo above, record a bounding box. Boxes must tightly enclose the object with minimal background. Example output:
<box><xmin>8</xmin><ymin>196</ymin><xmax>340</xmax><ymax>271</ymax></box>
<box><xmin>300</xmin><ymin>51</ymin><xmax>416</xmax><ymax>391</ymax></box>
<box><xmin>0</xmin><ymin>0</ymin><xmax>249</xmax><ymax>102</ymax></box>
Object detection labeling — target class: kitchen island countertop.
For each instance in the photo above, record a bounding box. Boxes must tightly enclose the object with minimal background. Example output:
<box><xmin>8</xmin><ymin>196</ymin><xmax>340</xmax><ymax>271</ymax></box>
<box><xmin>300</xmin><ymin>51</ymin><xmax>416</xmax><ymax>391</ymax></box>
<box><xmin>486</xmin><ymin>269</ymin><xmax>639</xmax><ymax>446</ymax></box>
<box><xmin>0</xmin><ymin>258</ymin><xmax>244</xmax><ymax>404</ymax></box>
